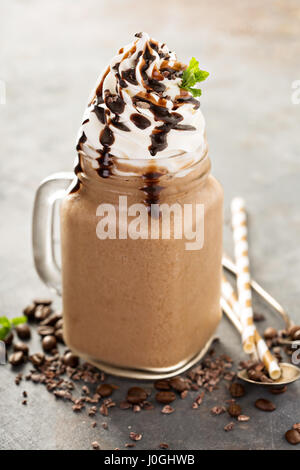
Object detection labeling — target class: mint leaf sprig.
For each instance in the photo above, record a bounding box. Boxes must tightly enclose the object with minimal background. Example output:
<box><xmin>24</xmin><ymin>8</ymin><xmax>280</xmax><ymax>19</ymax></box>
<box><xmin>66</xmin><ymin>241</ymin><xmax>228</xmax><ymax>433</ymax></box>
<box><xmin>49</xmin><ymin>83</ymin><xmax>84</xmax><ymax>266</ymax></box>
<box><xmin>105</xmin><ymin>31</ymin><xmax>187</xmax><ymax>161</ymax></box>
<box><xmin>0</xmin><ymin>315</ymin><xmax>27</xmax><ymax>341</ymax></box>
<box><xmin>180</xmin><ymin>57</ymin><xmax>209</xmax><ymax>97</ymax></box>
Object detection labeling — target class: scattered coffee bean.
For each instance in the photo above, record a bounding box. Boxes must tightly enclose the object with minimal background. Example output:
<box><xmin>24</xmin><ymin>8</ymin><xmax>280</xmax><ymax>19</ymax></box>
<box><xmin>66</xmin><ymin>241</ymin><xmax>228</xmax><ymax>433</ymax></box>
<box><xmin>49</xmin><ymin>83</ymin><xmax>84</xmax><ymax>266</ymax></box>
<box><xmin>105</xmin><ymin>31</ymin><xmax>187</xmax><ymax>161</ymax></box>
<box><xmin>29</xmin><ymin>352</ymin><xmax>45</xmax><ymax>367</ymax></box>
<box><xmin>127</xmin><ymin>387</ymin><xmax>147</xmax><ymax>404</ymax></box>
<box><xmin>154</xmin><ymin>380</ymin><xmax>171</xmax><ymax>391</ymax></box>
<box><xmin>292</xmin><ymin>330</ymin><xmax>300</xmax><ymax>341</ymax></box>
<box><xmin>37</xmin><ymin>325</ymin><xmax>55</xmax><ymax>336</ymax></box>
<box><xmin>255</xmin><ymin>398</ymin><xmax>276</xmax><ymax>412</ymax></box>
<box><xmin>181</xmin><ymin>390</ymin><xmax>188</xmax><ymax>399</ymax></box>
<box><xmin>159</xmin><ymin>443</ymin><xmax>169</xmax><ymax>449</ymax></box>
<box><xmin>96</xmin><ymin>384</ymin><xmax>113</xmax><ymax>398</ymax></box>
<box><xmin>228</xmin><ymin>403</ymin><xmax>242</xmax><ymax>417</ymax></box>
<box><xmin>288</xmin><ymin>325</ymin><xmax>300</xmax><ymax>339</ymax></box>
<box><xmin>13</xmin><ymin>342</ymin><xmax>29</xmax><ymax>355</ymax></box>
<box><xmin>34</xmin><ymin>298</ymin><xmax>52</xmax><ymax>306</ymax></box>
<box><xmin>9</xmin><ymin>351</ymin><xmax>24</xmax><ymax>366</ymax></box>
<box><xmin>92</xmin><ymin>441</ymin><xmax>100</xmax><ymax>449</ymax></box>
<box><xmin>23</xmin><ymin>303</ymin><xmax>36</xmax><ymax>319</ymax></box>
<box><xmin>16</xmin><ymin>324</ymin><xmax>31</xmax><ymax>340</ymax></box>
<box><xmin>129</xmin><ymin>432</ymin><xmax>142</xmax><ymax>441</ymax></box>
<box><xmin>293</xmin><ymin>423</ymin><xmax>300</xmax><ymax>432</ymax></box>
<box><xmin>237</xmin><ymin>414</ymin><xmax>250</xmax><ymax>422</ymax></box>
<box><xmin>155</xmin><ymin>391</ymin><xmax>176</xmax><ymax>404</ymax></box>
<box><xmin>4</xmin><ymin>331</ymin><xmax>14</xmax><ymax>347</ymax></box>
<box><xmin>169</xmin><ymin>377</ymin><xmax>189</xmax><ymax>392</ymax></box>
<box><xmin>224</xmin><ymin>422</ymin><xmax>235</xmax><ymax>432</ymax></box>
<box><xmin>211</xmin><ymin>406</ymin><xmax>226</xmax><ymax>416</ymax></box>
<box><xmin>263</xmin><ymin>327</ymin><xmax>278</xmax><ymax>340</ymax></box>
<box><xmin>54</xmin><ymin>328</ymin><xmax>65</xmax><ymax>343</ymax></box>
<box><xmin>161</xmin><ymin>405</ymin><xmax>175</xmax><ymax>414</ymax></box>
<box><xmin>42</xmin><ymin>335</ymin><xmax>57</xmax><ymax>351</ymax></box>
<box><xmin>34</xmin><ymin>305</ymin><xmax>52</xmax><ymax>321</ymax></box>
<box><xmin>253</xmin><ymin>312</ymin><xmax>265</xmax><ymax>322</ymax></box>
<box><xmin>285</xmin><ymin>429</ymin><xmax>300</xmax><ymax>445</ymax></box>
<box><xmin>54</xmin><ymin>318</ymin><xmax>63</xmax><ymax>330</ymax></box>
<box><xmin>63</xmin><ymin>352</ymin><xmax>79</xmax><ymax>367</ymax></box>
<box><xmin>23</xmin><ymin>390</ymin><xmax>27</xmax><ymax>397</ymax></box>
<box><xmin>40</xmin><ymin>312</ymin><xmax>62</xmax><ymax>327</ymax></box>
<box><xmin>229</xmin><ymin>382</ymin><xmax>245</xmax><ymax>398</ymax></box>
<box><xmin>22</xmin><ymin>399</ymin><xmax>27</xmax><ymax>405</ymax></box>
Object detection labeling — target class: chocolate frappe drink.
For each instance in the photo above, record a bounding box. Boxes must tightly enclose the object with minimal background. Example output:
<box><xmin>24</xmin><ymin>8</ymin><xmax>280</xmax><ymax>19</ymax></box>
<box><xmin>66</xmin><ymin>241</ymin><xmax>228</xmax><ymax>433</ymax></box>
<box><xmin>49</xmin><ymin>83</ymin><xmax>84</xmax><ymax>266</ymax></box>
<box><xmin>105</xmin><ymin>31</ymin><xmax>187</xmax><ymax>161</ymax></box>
<box><xmin>61</xmin><ymin>33</ymin><xmax>223</xmax><ymax>377</ymax></box>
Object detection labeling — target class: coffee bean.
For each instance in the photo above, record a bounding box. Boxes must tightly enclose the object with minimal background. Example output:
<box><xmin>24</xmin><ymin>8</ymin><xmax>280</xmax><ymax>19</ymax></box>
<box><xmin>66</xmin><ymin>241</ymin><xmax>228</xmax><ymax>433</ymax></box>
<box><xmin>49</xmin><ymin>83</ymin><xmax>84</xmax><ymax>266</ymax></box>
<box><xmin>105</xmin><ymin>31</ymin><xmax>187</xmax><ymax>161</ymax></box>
<box><xmin>263</xmin><ymin>327</ymin><xmax>278</xmax><ymax>340</ymax></box>
<box><xmin>34</xmin><ymin>298</ymin><xmax>52</xmax><ymax>306</ymax></box>
<box><xmin>247</xmin><ymin>369</ymin><xmax>263</xmax><ymax>382</ymax></box>
<box><xmin>155</xmin><ymin>391</ymin><xmax>176</xmax><ymax>404</ymax></box>
<box><xmin>55</xmin><ymin>328</ymin><xmax>65</xmax><ymax>343</ymax></box>
<box><xmin>13</xmin><ymin>342</ymin><xmax>29</xmax><ymax>355</ymax></box>
<box><xmin>292</xmin><ymin>330</ymin><xmax>300</xmax><ymax>341</ymax></box>
<box><xmin>285</xmin><ymin>429</ymin><xmax>300</xmax><ymax>445</ymax></box>
<box><xmin>229</xmin><ymin>382</ymin><xmax>245</xmax><ymax>398</ymax></box>
<box><xmin>255</xmin><ymin>398</ymin><xmax>276</xmax><ymax>412</ymax></box>
<box><xmin>129</xmin><ymin>432</ymin><xmax>142</xmax><ymax>441</ymax></box>
<box><xmin>40</xmin><ymin>312</ymin><xmax>62</xmax><ymax>327</ymax></box>
<box><xmin>63</xmin><ymin>352</ymin><xmax>79</xmax><ymax>367</ymax></box>
<box><xmin>154</xmin><ymin>380</ymin><xmax>171</xmax><ymax>391</ymax></box>
<box><xmin>42</xmin><ymin>335</ymin><xmax>57</xmax><ymax>351</ymax></box>
<box><xmin>127</xmin><ymin>387</ymin><xmax>147</xmax><ymax>404</ymax></box>
<box><xmin>228</xmin><ymin>403</ymin><xmax>242</xmax><ymax>417</ymax></box>
<box><xmin>237</xmin><ymin>414</ymin><xmax>250</xmax><ymax>422</ymax></box>
<box><xmin>23</xmin><ymin>303</ymin><xmax>36</xmax><ymax>319</ymax></box>
<box><xmin>91</xmin><ymin>441</ymin><xmax>100</xmax><ymax>449</ymax></box>
<box><xmin>224</xmin><ymin>422</ymin><xmax>235</xmax><ymax>432</ymax></box>
<box><xmin>54</xmin><ymin>318</ymin><xmax>63</xmax><ymax>330</ymax></box>
<box><xmin>37</xmin><ymin>325</ymin><xmax>55</xmax><ymax>336</ymax></box>
<box><xmin>288</xmin><ymin>325</ymin><xmax>300</xmax><ymax>339</ymax></box>
<box><xmin>29</xmin><ymin>352</ymin><xmax>45</xmax><ymax>367</ymax></box>
<box><xmin>96</xmin><ymin>384</ymin><xmax>113</xmax><ymax>398</ymax></box>
<box><xmin>9</xmin><ymin>351</ymin><xmax>24</xmax><ymax>366</ymax></box>
<box><xmin>16</xmin><ymin>324</ymin><xmax>31</xmax><ymax>340</ymax></box>
<box><xmin>34</xmin><ymin>305</ymin><xmax>52</xmax><ymax>321</ymax></box>
<box><xmin>253</xmin><ymin>312</ymin><xmax>265</xmax><ymax>322</ymax></box>
<box><xmin>4</xmin><ymin>331</ymin><xmax>14</xmax><ymax>347</ymax></box>
<box><xmin>169</xmin><ymin>377</ymin><xmax>189</xmax><ymax>392</ymax></box>
<box><xmin>269</xmin><ymin>386</ymin><xmax>287</xmax><ymax>395</ymax></box>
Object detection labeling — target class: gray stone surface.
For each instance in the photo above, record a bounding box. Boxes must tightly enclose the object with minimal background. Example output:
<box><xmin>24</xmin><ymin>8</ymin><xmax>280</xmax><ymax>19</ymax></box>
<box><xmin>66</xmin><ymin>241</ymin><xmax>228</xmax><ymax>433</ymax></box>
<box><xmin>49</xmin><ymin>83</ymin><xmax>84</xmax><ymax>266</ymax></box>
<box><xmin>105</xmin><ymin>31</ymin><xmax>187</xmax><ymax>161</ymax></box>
<box><xmin>0</xmin><ymin>0</ymin><xmax>299</xmax><ymax>450</ymax></box>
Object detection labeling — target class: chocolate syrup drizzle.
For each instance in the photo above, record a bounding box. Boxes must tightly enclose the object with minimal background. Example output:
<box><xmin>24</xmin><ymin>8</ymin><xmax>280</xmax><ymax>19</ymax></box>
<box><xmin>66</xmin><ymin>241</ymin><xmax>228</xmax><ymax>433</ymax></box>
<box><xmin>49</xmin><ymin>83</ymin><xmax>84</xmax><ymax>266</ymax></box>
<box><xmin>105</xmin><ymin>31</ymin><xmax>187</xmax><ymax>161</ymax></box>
<box><xmin>75</xmin><ymin>34</ymin><xmax>201</xmax><ymax>209</ymax></box>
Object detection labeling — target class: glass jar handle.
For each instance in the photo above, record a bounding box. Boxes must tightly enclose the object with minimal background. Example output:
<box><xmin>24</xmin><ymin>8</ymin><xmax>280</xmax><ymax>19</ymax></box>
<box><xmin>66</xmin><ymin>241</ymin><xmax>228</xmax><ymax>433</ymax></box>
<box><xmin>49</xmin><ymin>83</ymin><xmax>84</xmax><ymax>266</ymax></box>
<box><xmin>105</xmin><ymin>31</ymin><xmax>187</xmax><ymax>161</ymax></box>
<box><xmin>32</xmin><ymin>172</ymin><xmax>74</xmax><ymax>296</ymax></box>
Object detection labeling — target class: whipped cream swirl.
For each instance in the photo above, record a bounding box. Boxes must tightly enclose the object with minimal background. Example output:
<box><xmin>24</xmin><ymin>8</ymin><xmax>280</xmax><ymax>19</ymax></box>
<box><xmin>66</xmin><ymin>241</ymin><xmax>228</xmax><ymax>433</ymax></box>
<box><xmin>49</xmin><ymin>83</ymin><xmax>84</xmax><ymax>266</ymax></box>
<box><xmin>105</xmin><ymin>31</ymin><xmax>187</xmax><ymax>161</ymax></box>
<box><xmin>77</xmin><ymin>32</ymin><xmax>206</xmax><ymax>176</ymax></box>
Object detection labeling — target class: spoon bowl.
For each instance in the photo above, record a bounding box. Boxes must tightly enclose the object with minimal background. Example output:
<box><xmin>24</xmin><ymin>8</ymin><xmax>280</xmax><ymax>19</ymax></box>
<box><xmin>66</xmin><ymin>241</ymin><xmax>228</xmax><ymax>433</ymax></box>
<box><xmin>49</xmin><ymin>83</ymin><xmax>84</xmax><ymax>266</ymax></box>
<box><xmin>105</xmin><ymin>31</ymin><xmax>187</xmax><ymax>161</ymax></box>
<box><xmin>238</xmin><ymin>362</ymin><xmax>300</xmax><ymax>387</ymax></box>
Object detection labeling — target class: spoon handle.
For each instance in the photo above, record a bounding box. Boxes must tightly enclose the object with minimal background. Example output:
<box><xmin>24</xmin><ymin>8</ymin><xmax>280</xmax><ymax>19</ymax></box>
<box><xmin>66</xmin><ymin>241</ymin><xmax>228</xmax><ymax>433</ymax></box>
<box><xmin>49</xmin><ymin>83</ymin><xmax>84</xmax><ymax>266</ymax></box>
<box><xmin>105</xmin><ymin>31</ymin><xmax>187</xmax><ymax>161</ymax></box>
<box><xmin>222</xmin><ymin>254</ymin><xmax>292</xmax><ymax>329</ymax></box>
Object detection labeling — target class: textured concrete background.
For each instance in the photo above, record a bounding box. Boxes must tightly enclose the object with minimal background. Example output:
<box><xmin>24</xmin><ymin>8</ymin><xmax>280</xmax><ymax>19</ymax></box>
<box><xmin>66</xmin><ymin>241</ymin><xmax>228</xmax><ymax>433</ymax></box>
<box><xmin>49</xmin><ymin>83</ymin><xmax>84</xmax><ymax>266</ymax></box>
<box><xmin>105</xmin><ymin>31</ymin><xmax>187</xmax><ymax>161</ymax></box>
<box><xmin>0</xmin><ymin>0</ymin><xmax>300</xmax><ymax>450</ymax></box>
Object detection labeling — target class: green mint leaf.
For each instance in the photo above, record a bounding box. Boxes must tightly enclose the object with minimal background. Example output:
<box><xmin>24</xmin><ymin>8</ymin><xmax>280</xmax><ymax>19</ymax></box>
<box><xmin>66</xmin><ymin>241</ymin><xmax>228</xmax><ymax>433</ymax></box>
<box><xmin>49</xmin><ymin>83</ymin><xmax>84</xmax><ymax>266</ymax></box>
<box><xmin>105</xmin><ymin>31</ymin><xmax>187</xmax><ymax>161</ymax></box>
<box><xmin>10</xmin><ymin>315</ymin><xmax>27</xmax><ymax>326</ymax></box>
<box><xmin>0</xmin><ymin>316</ymin><xmax>10</xmax><ymax>328</ymax></box>
<box><xmin>180</xmin><ymin>57</ymin><xmax>209</xmax><ymax>97</ymax></box>
<box><xmin>0</xmin><ymin>325</ymin><xmax>10</xmax><ymax>341</ymax></box>
<box><xmin>188</xmin><ymin>88</ymin><xmax>202</xmax><ymax>97</ymax></box>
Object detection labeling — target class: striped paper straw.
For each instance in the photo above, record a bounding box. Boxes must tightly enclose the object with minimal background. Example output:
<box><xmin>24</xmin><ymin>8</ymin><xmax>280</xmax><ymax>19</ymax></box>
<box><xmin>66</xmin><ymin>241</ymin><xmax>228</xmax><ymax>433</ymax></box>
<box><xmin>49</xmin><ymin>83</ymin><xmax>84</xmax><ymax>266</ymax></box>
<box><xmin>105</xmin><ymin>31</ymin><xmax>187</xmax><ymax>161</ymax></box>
<box><xmin>231</xmin><ymin>197</ymin><xmax>255</xmax><ymax>354</ymax></box>
<box><xmin>254</xmin><ymin>330</ymin><xmax>281</xmax><ymax>380</ymax></box>
<box><xmin>222</xmin><ymin>274</ymin><xmax>281</xmax><ymax>380</ymax></box>
<box><xmin>221</xmin><ymin>275</ymin><xmax>240</xmax><ymax>320</ymax></box>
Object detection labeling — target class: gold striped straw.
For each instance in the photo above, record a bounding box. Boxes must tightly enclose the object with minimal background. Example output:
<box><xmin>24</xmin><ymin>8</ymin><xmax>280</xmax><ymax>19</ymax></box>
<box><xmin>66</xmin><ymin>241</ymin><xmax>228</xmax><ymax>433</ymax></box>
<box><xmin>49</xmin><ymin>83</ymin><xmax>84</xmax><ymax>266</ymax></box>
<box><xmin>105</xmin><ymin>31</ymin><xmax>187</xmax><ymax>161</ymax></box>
<box><xmin>230</xmin><ymin>197</ymin><xmax>255</xmax><ymax>354</ymax></box>
<box><xmin>221</xmin><ymin>275</ymin><xmax>240</xmax><ymax>319</ymax></box>
<box><xmin>254</xmin><ymin>330</ymin><xmax>281</xmax><ymax>380</ymax></box>
<box><xmin>222</xmin><ymin>275</ymin><xmax>281</xmax><ymax>380</ymax></box>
